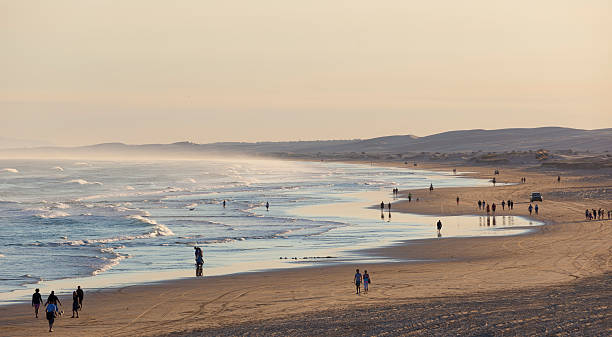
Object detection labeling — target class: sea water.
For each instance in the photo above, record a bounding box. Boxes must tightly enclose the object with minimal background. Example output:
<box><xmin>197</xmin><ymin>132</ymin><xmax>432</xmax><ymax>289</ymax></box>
<box><xmin>0</xmin><ymin>158</ymin><xmax>540</xmax><ymax>303</ymax></box>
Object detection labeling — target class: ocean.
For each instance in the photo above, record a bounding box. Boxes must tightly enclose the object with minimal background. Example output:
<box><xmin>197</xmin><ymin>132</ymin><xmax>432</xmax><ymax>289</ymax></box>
<box><xmin>0</xmin><ymin>158</ymin><xmax>539</xmax><ymax>303</ymax></box>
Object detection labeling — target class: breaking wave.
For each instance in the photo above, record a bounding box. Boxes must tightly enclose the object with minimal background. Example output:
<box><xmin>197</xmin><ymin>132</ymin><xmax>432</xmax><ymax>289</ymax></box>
<box><xmin>1</xmin><ymin>168</ymin><xmax>18</xmax><ymax>173</ymax></box>
<box><xmin>67</xmin><ymin>179</ymin><xmax>103</xmax><ymax>186</ymax></box>
<box><xmin>35</xmin><ymin>210</ymin><xmax>70</xmax><ymax>218</ymax></box>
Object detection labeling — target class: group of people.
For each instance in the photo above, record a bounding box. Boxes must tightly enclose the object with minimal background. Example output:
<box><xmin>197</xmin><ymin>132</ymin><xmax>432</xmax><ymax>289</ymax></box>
<box><xmin>353</xmin><ymin>269</ymin><xmax>371</xmax><ymax>294</ymax></box>
<box><xmin>478</xmin><ymin>200</ymin><xmax>515</xmax><ymax>213</ymax></box>
<box><xmin>32</xmin><ymin>286</ymin><xmax>84</xmax><ymax>332</ymax></box>
<box><xmin>585</xmin><ymin>208</ymin><xmax>611</xmax><ymax>220</ymax></box>
<box><xmin>380</xmin><ymin>201</ymin><xmax>391</xmax><ymax>211</ymax></box>
<box><xmin>528</xmin><ymin>204</ymin><xmax>540</xmax><ymax>215</ymax></box>
<box><xmin>391</xmin><ymin>188</ymin><xmax>399</xmax><ymax>197</ymax></box>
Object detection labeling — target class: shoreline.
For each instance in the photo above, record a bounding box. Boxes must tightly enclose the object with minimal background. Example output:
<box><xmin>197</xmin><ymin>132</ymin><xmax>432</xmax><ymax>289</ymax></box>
<box><xmin>1</xmin><ymin>161</ymin><xmax>610</xmax><ymax>336</ymax></box>
<box><xmin>0</xmin><ymin>163</ymin><xmax>535</xmax><ymax>306</ymax></box>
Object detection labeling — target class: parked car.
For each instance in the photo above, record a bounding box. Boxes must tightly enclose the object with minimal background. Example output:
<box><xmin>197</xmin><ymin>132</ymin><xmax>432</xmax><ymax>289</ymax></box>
<box><xmin>530</xmin><ymin>192</ymin><xmax>543</xmax><ymax>202</ymax></box>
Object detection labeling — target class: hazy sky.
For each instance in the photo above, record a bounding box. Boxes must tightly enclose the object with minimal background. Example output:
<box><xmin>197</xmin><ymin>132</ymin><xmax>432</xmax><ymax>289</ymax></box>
<box><xmin>1</xmin><ymin>1</ymin><xmax>610</xmax><ymax>146</ymax></box>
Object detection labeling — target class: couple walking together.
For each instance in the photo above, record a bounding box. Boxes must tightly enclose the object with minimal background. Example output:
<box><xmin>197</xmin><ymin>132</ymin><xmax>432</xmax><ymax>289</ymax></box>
<box><xmin>354</xmin><ymin>269</ymin><xmax>371</xmax><ymax>294</ymax></box>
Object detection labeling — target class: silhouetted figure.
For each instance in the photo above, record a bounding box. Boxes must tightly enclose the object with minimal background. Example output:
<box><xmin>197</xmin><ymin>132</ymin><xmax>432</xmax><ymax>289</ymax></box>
<box><xmin>363</xmin><ymin>270</ymin><xmax>371</xmax><ymax>294</ymax></box>
<box><xmin>388</xmin><ymin>202</ymin><xmax>391</xmax><ymax>211</ymax></box>
<box><xmin>223</xmin><ymin>200</ymin><xmax>226</xmax><ymax>208</ymax></box>
<box><xmin>194</xmin><ymin>247</ymin><xmax>204</xmax><ymax>277</ymax></box>
<box><xmin>535</xmin><ymin>204</ymin><xmax>539</xmax><ymax>215</ymax></box>
<box><xmin>71</xmin><ymin>291</ymin><xmax>79</xmax><ymax>318</ymax></box>
<box><xmin>408</xmin><ymin>193</ymin><xmax>412</xmax><ymax>202</ymax></box>
<box><xmin>492</xmin><ymin>203</ymin><xmax>496</xmax><ymax>212</ymax></box>
<box><xmin>528</xmin><ymin>204</ymin><xmax>533</xmax><ymax>215</ymax></box>
<box><xmin>501</xmin><ymin>200</ymin><xmax>505</xmax><ymax>210</ymax></box>
<box><xmin>492</xmin><ymin>177</ymin><xmax>496</xmax><ymax>186</ymax></box>
<box><xmin>557</xmin><ymin>176</ymin><xmax>561</xmax><ymax>183</ymax></box>
<box><xmin>76</xmin><ymin>286</ymin><xmax>83</xmax><ymax>310</ymax></box>
<box><xmin>45</xmin><ymin>291</ymin><xmax>61</xmax><ymax>307</ymax></box>
<box><xmin>486</xmin><ymin>204</ymin><xmax>490</xmax><ymax>214</ymax></box>
<box><xmin>354</xmin><ymin>269</ymin><xmax>362</xmax><ymax>294</ymax></box>
<box><xmin>456</xmin><ymin>196</ymin><xmax>460</xmax><ymax>205</ymax></box>
<box><xmin>266</xmin><ymin>202</ymin><xmax>270</xmax><ymax>211</ymax></box>
<box><xmin>429</xmin><ymin>183</ymin><xmax>434</xmax><ymax>192</ymax></box>
<box><xmin>32</xmin><ymin>288</ymin><xmax>42</xmax><ymax>318</ymax></box>
<box><xmin>436</xmin><ymin>220</ymin><xmax>442</xmax><ymax>233</ymax></box>
<box><xmin>478</xmin><ymin>200</ymin><xmax>482</xmax><ymax>209</ymax></box>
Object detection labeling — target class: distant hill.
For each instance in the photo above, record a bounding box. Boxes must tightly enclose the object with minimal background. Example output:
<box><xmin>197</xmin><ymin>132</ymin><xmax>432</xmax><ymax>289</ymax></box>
<box><xmin>316</xmin><ymin>127</ymin><xmax>612</xmax><ymax>153</ymax></box>
<box><xmin>0</xmin><ymin>127</ymin><xmax>610</xmax><ymax>158</ymax></box>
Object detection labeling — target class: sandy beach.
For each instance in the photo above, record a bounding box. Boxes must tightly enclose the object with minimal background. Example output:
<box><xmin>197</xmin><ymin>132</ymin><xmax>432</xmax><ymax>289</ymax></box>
<box><xmin>1</xmin><ymin>162</ymin><xmax>610</xmax><ymax>336</ymax></box>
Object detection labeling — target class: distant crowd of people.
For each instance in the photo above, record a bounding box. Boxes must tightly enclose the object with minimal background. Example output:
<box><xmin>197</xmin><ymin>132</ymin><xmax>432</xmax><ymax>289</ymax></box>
<box><xmin>32</xmin><ymin>286</ymin><xmax>84</xmax><ymax>332</ymax></box>
<box><xmin>585</xmin><ymin>208</ymin><xmax>611</xmax><ymax>220</ymax></box>
<box><xmin>478</xmin><ymin>199</ymin><xmax>515</xmax><ymax>213</ymax></box>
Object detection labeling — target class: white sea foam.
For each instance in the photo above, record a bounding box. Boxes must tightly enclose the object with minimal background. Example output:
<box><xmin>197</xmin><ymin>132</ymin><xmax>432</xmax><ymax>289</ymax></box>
<box><xmin>186</xmin><ymin>178</ymin><xmax>197</xmax><ymax>183</ymax></box>
<box><xmin>186</xmin><ymin>203</ymin><xmax>198</xmax><ymax>209</ymax></box>
<box><xmin>1</xmin><ymin>168</ymin><xmax>19</xmax><ymax>173</ymax></box>
<box><xmin>0</xmin><ymin>254</ymin><xmax>5</xmax><ymax>258</ymax></box>
<box><xmin>128</xmin><ymin>215</ymin><xmax>175</xmax><ymax>237</ymax></box>
<box><xmin>93</xmin><ymin>248</ymin><xmax>129</xmax><ymax>275</ymax></box>
<box><xmin>36</xmin><ymin>210</ymin><xmax>70</xmax><ymax>218</ymax></box>
<box><xmin>125</xmin><ymin>185</ymin><xmax>135</xmax><ymax>190</ymax></box>
<box><xmin>52</xmin><ymin>166</ymin><xmax>64</xmax><ymax>171</ymax></box>
<box><xmin>53</xmin><ymin>202</ymin><xmax>70</xmax><ymax>209</ymax></box>
<box><xmin>74</xmin><ymin>162</ymin><xmax>90</xmax><ymax>166</ymax></box>
<box><xmin>67</xmin><ymin>179</ymin><xmax>103</xmax><ymax>186</ymax></box>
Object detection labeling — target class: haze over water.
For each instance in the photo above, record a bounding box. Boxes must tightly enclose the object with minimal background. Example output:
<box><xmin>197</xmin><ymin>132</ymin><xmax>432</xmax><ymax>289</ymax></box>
<box><xmin>0</xmin><ymin>158</ymin><xmax>539</xmax><ymax>303</ymax></box>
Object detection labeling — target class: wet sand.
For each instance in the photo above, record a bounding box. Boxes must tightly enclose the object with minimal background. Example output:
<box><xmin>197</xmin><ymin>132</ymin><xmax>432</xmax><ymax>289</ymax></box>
<box><xmin>1</xmin><ymin>163</ymin><xmax>610</xmax><ymax>336</ymax></box>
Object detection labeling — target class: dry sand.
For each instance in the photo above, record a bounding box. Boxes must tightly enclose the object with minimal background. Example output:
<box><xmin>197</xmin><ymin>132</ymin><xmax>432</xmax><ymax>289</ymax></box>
<box><xmin>1</xmin><ymin>163</ymin><xmax>610</xmax><ymax>336</ymax></box>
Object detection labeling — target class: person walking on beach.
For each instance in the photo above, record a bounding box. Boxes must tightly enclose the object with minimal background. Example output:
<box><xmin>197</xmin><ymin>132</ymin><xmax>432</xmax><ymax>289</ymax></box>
<box><xmin>388</xmin><ymin>202</ymin><xmax>391</xmax><ymax>211</ymax></box>
<box><xmin>380</xmin><ymin>202</ymin><xmax>385</xmax><ymax>211</ymax></box>
<box><xmin>363</xmin><ymin>270</ymin><xmax>371</xmax><ymax>294</ymax></box>
<box><xmin>456</xmin><ymin>196</ymin><xmax>460</xmax><ymax>205</ymax></box>
<box><xmin>194</xmin><ymin>247</ymin><xmax>204</xmax><ymax>276</ymax></box>
<box><xmin>557</xmin><ymin>176</ymin><xmax>561</xmax><ymax>183</ymax></box>
<box><xmin>478</xmin><ymin>200</ymin><xmax>482</xmax><ymax>210</ymax></box>
<box><xmin>354</xmin><ymin>269</ymin><xmax>362</xmax><ymax>294</ymax></box>
<box><xmin>492</xmin><ymin>203</ymin><xmax>496</xmax><ymax>213</ymax></box>
<box><xmin>32</xmin><ymin>288</ymin><xmax>42</xmax><ymax>318</ymax></box>
<box><xmin>528</xmin><ymin>204</ymin><xmax>533</xmax><ymax>215</ymax></box>
<box><xmin>223</xmin><ymin>200</ymin><xmax>226</xmax><ymax>208</ymax></box>
<box><xmin>45</xmin><ymin>290</ymin><xmax>61</xmax><ymax>309</ymax></box>
<box><xmin>429</xmin><ymin>183</ymin><xmax>434</xmax><ymax>192</ymax></box>
<box><xmin>408</xmin><ymin>193</ymin><xmax>412</xmax><ymax>202</ymax></box>
<box><xmin>76</xmin><ymin>286</ymin><xmax>83</xmax><ymax>310</ymax></box>
<box><xmin>501</xmin><ymin>200</ymin><xmax>505</xmax><ymax>210</ymax></box>
<box><xmin>45</xmin><ymin>301</ymin><xmax>58</xmax><ymax>332</ymax></box>
<box><xmin>437</xmin><ymin>220</ymin><xmax>443</xmax><ymax>234</ymax></box>
<box><xmin>71</xmin><ymin>291</ymin><xmax>79</xmax><ymax>318</ymax></box>
<box><xmin>535</xmin><ymin>204</ymin><xmax>539</xmax><ymax>215</ymax></box>
<box><xmin>486</xmin><ymin>204</ymin><xmax>490</xmax><ymax>214</ymax></box>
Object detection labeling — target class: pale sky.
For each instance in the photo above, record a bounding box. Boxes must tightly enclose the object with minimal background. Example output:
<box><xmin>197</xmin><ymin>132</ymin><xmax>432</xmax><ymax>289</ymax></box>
<box><xmin>1</xmin><ymin>1</ymin><xmax>610</xmax><ymax>146</ymax></box>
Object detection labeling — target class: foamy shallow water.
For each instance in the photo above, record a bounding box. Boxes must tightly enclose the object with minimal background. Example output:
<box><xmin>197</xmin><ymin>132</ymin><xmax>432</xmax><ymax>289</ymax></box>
<box><xmin>0</xmin><ymin>158</ymin><xmax>541</xmax><ymax>304</ymax></box>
